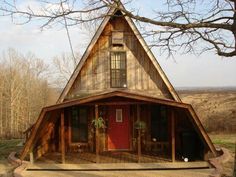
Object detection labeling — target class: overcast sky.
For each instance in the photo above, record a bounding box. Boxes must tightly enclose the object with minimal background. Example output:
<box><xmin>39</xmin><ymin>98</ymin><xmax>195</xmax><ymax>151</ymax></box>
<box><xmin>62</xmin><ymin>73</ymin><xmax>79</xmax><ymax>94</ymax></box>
<box><xmin>0</xmin><ymin>0</ymin><xmax>236</xmax><ymax>88</ymax></box>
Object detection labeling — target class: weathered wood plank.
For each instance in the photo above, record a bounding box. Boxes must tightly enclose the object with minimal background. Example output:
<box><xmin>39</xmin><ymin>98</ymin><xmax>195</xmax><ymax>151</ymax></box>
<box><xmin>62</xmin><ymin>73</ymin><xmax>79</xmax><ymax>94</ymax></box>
<box><xmin>137</xmin><ymin>105</ymin><xmax>141</xmax><ymax>163</ymax></box>
<box><xmin>65</xmin><ymin>16</ymin><xmax>176</xmax><ymax>101</ymax></box>
<box><xmin>61</xmin><ymin>110</ymin><xmax>65</xmax><ymax>164</ymax></box>
<box><xmin>95</xmin><ymin>105</ymin><xmax>100</xmax><ymax>163</ymax></box>
<box><xmin>171</xmin><ymin>109</ymin><xmax>175</xmax><ymax>162</ymax></box>
<box><xmin>29</xmin><ymin>152</ymin><xmax>34</xmax><ymax>164</ymax></box>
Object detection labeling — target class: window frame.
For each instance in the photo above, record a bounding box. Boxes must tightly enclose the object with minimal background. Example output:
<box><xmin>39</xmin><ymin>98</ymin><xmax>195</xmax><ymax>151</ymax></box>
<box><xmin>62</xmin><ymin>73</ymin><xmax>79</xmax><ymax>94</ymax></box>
<box><xmin>69</xmin><ymin>106</ymin><xmax>88</xmax><ymax>145</ymax></box>
<box><xmin>116</xmin><ymin>109</ymin><xmax>123</xmax><ymax>122</ymax></box>
<box><xmin>110</xmin><ymin>51</ymin><xmax>127</xmax><ymax>88</ymax></box>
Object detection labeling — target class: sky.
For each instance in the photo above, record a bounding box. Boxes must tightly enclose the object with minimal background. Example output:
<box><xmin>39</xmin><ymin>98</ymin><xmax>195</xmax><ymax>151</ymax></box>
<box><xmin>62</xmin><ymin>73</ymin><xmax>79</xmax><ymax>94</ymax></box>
<box><xmin>0</xmin><ymin>0</ymin><xmax>236</xmax><ymax>88</ymax></box>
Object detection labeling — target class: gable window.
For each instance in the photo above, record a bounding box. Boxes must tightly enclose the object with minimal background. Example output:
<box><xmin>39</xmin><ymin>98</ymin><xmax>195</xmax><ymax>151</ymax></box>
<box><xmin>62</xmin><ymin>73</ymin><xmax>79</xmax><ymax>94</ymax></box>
<box><xmin>110</xmin><ymin>52</ymin><xmax>127</xmax><ymax>88</ymax></box>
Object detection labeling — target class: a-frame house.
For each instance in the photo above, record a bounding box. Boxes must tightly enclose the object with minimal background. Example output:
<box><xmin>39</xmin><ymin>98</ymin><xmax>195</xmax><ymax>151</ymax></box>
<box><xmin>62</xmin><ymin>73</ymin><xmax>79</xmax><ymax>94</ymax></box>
<box><xmin>20</xmin><ymin>4</ymin><xmax>217</xmax><ymax>164</ymax></box>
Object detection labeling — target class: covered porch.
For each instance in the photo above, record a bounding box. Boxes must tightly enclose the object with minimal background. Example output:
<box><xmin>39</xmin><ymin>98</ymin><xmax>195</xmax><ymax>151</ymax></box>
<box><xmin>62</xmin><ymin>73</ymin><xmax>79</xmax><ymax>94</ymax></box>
<box><xmin>22</xmin><ymin>91</ymin><xmax>216</xmax><ymax>164</ymax></box>
<box><xmin>36</xmin><ymin>151</ymin><xmax>171</xmax><ymax>164</ymax></box>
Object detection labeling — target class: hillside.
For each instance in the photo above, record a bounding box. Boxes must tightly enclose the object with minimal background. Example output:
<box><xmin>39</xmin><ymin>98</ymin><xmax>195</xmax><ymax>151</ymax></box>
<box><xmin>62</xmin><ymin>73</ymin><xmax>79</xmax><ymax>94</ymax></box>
<box><xmin>177</xmin><ymin>89</ymin><xmax>236</xmax><ymax>133</ymax></box>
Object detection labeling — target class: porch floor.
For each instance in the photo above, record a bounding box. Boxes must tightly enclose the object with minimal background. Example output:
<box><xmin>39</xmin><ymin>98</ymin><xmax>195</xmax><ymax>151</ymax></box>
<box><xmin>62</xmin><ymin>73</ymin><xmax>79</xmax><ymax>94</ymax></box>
<box><xmin>36</xmin><ymin>151</ymin><xmax>172</xmax><ymax>164</ymax></box>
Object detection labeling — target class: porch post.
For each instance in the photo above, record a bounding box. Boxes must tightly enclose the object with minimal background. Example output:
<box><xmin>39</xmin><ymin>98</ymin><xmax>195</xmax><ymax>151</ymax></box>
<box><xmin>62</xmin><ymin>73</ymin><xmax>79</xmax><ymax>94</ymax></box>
<box><xmin>29</xmin><ymin>151</ymin><xmax>34</xmax><ymax>164</ymax></box>
<box><xmin>95</xmin><ymin>104</ymin><xmax>100</xmax><ymax>163</ymax></box>
<box><xmin>137</xmin><ymin>105</ymin><xmax>141</xmax><ymax>163</ymax></box>
<box><xmin>171</xmin><ymin>109</ymin><xmax>175</xmax><ymax>162</ymax></box>
<box><xmin>61</xmin><ymin>109</ymin><xmax>65</xmax><ymax>164</ymax></box>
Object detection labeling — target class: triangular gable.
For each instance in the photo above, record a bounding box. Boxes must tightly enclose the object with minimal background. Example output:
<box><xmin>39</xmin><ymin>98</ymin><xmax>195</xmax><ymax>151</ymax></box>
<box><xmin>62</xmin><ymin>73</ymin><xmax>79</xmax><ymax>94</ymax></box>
<box><xmin>57</xmin><ymin>4</ymin><xmax>181</xmax><ymax>103</ymax></box>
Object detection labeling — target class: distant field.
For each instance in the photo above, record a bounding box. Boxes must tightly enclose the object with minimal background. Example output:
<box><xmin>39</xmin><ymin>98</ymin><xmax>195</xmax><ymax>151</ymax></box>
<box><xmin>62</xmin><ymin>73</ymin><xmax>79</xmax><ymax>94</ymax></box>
<box><xmin>178</xmin><ymin>89</ymin><xmax>236</xmax><ymax>133</ymax></box>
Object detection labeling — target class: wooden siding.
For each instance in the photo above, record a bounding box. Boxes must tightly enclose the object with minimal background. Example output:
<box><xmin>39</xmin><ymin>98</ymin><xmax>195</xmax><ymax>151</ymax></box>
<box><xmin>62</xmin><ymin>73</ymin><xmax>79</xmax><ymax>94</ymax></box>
<box><xmin>66</xmin><ymin>16</ymin><xmax>172</xmax><ymax>100</ymax></box>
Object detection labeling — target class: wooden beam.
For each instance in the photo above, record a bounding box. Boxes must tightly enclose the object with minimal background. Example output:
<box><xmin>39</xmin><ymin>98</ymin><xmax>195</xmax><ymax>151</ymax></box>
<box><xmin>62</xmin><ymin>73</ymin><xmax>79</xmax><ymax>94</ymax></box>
<box><xmin>20</xmin><ymin>109</ymin><xmax>46</xmax><ymax>160</ymax></box>
<box><xmin>83</xmin><ymin>101</ymin><xmax>148</xmax><ymax>106</ymax></box>
<box><xmin>29</xmin><ymin>152</ymin><xmax>34</xmax><ymax>164</ymax></box>
<box><xmin>47</xmin><ymin>91</ymin><xmax>189</xmax><ymax>113</ymax></box>
<box><xmin>137</xmin><ymin>105</ymin><xmax>141</xmax><ymax>163</ymax></box>
<box><xmin>95</xmin><ymin>104</ymin><xmax>100</xmax><ymax>163</ymax></box>
<box><xmin>61</xmin><ymin>110</ymin><xmax>65</xmax><ymax>164</ymax></box>
<box><xmin>171</xmin><ymin>109</ymin><xmax>175</xmax><ymax>162</ymax></box>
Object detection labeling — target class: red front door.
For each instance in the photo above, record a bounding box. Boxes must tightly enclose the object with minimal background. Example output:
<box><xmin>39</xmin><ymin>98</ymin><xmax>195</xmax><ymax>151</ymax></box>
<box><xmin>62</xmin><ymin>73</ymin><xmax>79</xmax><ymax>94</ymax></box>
<box><xmin>108</xmin><ymin>105</ymin><xmax>130</xmax><ymax>150</ymax></box>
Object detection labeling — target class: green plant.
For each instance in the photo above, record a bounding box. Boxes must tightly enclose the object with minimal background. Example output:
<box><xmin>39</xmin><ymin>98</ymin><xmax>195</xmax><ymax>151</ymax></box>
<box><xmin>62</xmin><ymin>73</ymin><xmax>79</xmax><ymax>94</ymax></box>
<box><xmin>91</xmin><ymin>117</ymin><xmax>106</xmax><ymax>129</ymax></box>
<box><xmin>134</xmin><ymin>120</ymin><xmax>146</xmax><ymax>130</ymax></box>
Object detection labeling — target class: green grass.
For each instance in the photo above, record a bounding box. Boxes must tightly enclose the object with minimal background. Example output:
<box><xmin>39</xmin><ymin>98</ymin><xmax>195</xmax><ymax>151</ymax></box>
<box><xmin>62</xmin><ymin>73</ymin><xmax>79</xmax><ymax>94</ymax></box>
<box><xmin>0</xmin><ymin>139</ymin><xmax>23</xmax><ymax>160</ymax></box>
<box><xmin>209</xmin><ymin>134</ymin><xmax>236</xmax><ymax>152</ymax></box>
<box><xmin>0</xmin><ymin>139</ymin><xmax>23</xmax><ymax>176</ymax></box>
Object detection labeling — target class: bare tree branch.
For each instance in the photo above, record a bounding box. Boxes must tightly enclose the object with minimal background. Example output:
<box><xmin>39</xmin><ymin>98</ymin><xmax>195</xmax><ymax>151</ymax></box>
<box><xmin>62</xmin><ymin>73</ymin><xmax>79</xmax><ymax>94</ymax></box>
<box><xmin>0</xmin><ymin>0</ymin><xmax>235</xmax><ymax>57</ymax></box>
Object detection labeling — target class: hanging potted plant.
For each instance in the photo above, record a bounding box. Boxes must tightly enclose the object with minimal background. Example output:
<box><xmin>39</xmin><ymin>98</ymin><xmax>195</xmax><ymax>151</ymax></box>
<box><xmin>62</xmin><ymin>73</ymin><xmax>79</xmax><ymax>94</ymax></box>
<box><xmin>134</xmin><ymin>120</ymin><xmax>146</xmax><ymax>131</ymax></box>
<box><xmin>91</xmin><ymin>117</ymin><xmax>106</xmax><ymax>129</ymax></box>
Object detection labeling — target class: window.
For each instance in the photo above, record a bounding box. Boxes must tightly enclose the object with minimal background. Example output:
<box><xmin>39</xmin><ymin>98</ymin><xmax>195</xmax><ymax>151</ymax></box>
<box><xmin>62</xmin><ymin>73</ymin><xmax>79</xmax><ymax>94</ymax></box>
<box><xmin>151</xmin><ymin>106</ymin><xmax>168</xmax><ymax>141</ymax></box>
<box><xmin>110</xmin><ymin>52</ymin><xmax>127</xmax><ymax>88</ymax></box>
<box><xmin>71</xmin><ymin>107</ymin><xmax>88</xmax><ymax>143</ymax></box>
<box><xmin>116</xmin><ymin>109</ymin><xmax>123</xmax><ymax>122</ymax></box>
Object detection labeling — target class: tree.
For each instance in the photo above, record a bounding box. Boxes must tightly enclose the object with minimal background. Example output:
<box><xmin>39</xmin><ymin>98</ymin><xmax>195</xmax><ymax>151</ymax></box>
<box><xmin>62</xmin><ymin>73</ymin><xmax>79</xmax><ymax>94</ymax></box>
<box><xmin>0</xmin><ymin>49</ymin><xmax>57</xmax><ymax>138</ymax></box>
<box><xmin>0</xmin><ymin>0</ymin><xmax>235</xmax><ymax>57</ymax></box>
<box><xmin>52</xmin><ymin>52</ymin><xmax>81</xmax><ymax>88</ymax></box>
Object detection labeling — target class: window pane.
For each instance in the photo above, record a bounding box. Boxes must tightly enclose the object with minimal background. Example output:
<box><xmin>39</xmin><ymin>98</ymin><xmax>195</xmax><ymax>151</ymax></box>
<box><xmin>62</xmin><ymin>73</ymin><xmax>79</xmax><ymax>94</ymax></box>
<box><xmin>71</xmin><ymin>108</ymin><xmax>80</xmax><ymax>142</ymax></box>
<box><xmin>110</xmin><ymin>52</ymin><xmax>127</xmax><ymax>87</ymax></box>
<box><xmin>120</xmin><ymin>53</ymin><xmax>126</xmax><ymax>69</ymax></box>
<box><xmin>111</xmin><ymin>57</ymin><xmax>116</xmax><ymax>69</ymax></box>
<box><xmin>116</xmin><ymin>109</ymin><xmax>123</xmax><ymax>122</ymax></box>
<box><xmin>79</xmin><ymin>109</ymin><xmax>87</xmax><ymax>124</ymax></box>
<box><xmin>115</xmin><ymin>56</ymin><xmax>120</xmax><ymax>69</ymax></box>
<box><xmin>71</xmin><ymin>107</ymin><xmax>88</xmax><ymax>143</ymax></box>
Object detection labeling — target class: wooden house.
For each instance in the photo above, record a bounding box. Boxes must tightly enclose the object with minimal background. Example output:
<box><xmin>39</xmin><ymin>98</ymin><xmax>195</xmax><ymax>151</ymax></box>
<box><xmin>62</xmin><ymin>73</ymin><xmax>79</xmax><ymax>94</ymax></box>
<box><xmin>20</xmin><ymin>4</ymin><xmax>217</xmax><ymax>164</ymax></box>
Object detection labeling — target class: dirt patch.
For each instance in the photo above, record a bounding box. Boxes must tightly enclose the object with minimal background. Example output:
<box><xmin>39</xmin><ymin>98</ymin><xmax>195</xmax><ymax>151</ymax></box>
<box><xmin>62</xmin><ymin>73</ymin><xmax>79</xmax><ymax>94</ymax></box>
<box><xmin>0</xmin><ymin>161</ymin><xmax>16</xmax><ymax>177</ymax></box>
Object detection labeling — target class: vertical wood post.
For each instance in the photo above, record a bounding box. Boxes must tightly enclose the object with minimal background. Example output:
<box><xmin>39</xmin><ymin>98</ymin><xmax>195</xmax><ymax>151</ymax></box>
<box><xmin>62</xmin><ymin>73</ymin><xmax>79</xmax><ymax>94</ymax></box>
<box><xmin>95</xmin><ymin>104</ymin><xmax>100</xmax><ymax>163</ymax></box>
<box><xmin>171</xmin><ymin>109</ymin><xmax>175</xmax><ymax>162</ymax></box>
<box><xmin>29</xmin><ymin>151</ymin><xmax>34</xmax><ymax>164</ymax></box>
<box><xmin>137</xmin><ymin>105</ymin><xmax>141</xmax><ymax>163</ymax></box>
<box><xmin>61</xmin><ymin>109</ymin><xmax>65</xmax><ymax>164</ymax></box>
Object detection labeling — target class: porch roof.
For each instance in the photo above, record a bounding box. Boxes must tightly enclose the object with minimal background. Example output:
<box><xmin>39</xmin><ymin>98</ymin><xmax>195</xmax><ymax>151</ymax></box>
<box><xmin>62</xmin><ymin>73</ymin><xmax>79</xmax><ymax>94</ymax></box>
<box><xmin>20</xmin><ymin>90</ymin><xmax>217</xmax><ymax>160</ymax></box>
<box><xmin>47</xmin><ymin>90</ymin><xmax>189</xmax><ymax>110</ymax></box>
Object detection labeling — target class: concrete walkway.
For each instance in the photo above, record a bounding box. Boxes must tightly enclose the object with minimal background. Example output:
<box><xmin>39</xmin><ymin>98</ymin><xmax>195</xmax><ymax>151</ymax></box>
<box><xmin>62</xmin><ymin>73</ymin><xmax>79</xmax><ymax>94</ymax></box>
<box><xmin>21</xmin><ymin>169</ymin><xmax>215</xmax><ymax>177</ymax></box>
<box><xmin>21</xmin><ymin>162</ymin><xmax>214</xmax><ymax>177</ymax></box>
<box><xmin>27</xmin><ymin>162</ymin><xmax>210</xmax><ymax>170</ymax></box>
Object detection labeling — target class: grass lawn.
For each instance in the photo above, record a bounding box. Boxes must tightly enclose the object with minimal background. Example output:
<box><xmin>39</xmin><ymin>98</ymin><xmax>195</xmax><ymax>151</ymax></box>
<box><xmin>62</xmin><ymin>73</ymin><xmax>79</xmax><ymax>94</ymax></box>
<box><xmin>0</xmin><ymin>139</ymin><xmax>23</xmax><ymax>177</ymax></box>
<box><xmin>209</xmin><ymin>134</ymin><xmax>236</xmax><ymax>152</ymax></box>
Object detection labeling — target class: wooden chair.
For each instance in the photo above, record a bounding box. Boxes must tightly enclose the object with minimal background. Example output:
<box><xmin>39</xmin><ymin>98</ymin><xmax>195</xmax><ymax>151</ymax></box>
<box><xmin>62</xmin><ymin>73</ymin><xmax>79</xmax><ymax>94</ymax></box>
<box><xmin>69</xmin><ymin>143</ymin><xmax>88</xmax><ymax>153</ymax></box>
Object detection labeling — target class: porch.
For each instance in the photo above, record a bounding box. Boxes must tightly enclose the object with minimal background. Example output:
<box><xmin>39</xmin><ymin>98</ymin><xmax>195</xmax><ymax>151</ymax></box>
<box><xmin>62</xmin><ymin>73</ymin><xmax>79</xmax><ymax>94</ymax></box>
<box><xmin>23</xmin><ymin>91</ymin><xmax>215</xmax><ymax>164</ymax></box>
<box><xmin>36</xmin><ymin>151</ymin><xmax>171</xmax><ymax>164</ymax></box>
<box><xmin>29</xmin><ymin>152</ymin><xmax>210</xmax><ymax>172</ymax></box>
